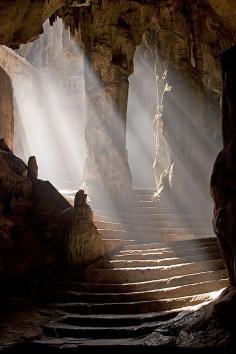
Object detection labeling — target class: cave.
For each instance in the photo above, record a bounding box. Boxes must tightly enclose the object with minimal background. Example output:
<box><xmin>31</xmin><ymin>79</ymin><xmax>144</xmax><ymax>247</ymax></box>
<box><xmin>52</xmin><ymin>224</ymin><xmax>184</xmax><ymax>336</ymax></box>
<box><xmin>1</xmin><ymin>1</ymin><xmax>236</xmax><ymax>353</ymax></box>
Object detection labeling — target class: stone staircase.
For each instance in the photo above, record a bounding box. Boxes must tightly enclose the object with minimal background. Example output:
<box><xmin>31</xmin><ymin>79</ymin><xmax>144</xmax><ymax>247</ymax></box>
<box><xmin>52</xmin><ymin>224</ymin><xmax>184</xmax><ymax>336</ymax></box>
<box><xmin>32</xmin><ymin>189</ymin><xmax>228</xmax><ymax>350</ymax></box>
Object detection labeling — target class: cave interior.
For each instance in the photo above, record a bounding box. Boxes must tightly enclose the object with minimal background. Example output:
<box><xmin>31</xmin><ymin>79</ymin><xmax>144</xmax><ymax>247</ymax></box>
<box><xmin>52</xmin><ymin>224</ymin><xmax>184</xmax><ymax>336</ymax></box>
<box><xmin>1</xmin><ymin>0</ymin><xmax>236</xmax><ymax>353</ymax></box>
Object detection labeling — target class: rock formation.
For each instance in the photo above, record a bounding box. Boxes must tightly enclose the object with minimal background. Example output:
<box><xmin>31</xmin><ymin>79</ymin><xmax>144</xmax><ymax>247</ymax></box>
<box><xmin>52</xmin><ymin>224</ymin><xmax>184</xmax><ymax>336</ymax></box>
<box><xmin>54</xmin><ymin>0</ymin><xmax>235</xmax><ymax>211</ymax></box>
<box><xmin>211</xmin><ymin>45</ymin><xmax>236</xmax><ymax>286</ymax></box>
<box><xmin>59</xmin><ymin>189</ymin><xmax>105</xmax><ymax>266</ymax></box>
<box><xmin>0</xmin><ymin>139</ymin><xmax>104</xmax><ymax>285</ymax></box>
<box><xmin>0</xmin><ymin>67</ymin><xmax>14</xmax><ymax>149</ymax></box>
<box><xmin>143</xmin><ymin>43</ymin><xmax>236</xmax><ymax>353</ymax></box>
<box><xmin>0</xmin><ymin>0</ymin><xmax>235</xmax><ymax>211</ymax></box>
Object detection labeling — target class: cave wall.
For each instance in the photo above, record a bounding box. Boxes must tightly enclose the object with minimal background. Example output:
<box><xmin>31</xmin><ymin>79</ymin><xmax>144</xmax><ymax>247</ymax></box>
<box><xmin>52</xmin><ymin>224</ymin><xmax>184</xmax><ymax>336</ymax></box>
<box><xmin>0</xmin><ymin>0</ymin><xmax>232</xmax><ymax>211</ymax></box>
<box><xmin>0</xmin><ymin>67</ymin><xmax>14</xmax><ymax>149</ymax></box>
<box><xmin>56</xmin><ymin>0</ymin><xmax>236</xmax><ymax>210</ymax></box>
<box><xmin>146</xmin><ymin>1</ymin><xmax>235</xmax><ymax>211</ymax></box>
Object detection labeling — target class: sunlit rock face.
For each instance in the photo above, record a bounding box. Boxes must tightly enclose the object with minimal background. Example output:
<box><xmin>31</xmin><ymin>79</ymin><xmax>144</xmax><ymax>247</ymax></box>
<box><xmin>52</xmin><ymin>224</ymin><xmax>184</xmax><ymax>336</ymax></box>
<box><xmin>59</xmin><ymin>190</ymin><xmax>105</xmax><ymax>266</ymax></box>
<box><xmin>0</xmin><ymin>67</ymin><xmax>14</xmax><ymax>149</ymax></box>
<box><xmin>0</xmin><ymin>0</ymin><xmax>234</xmax><ymax>211</ymax></box>
<box><xmin>55</xmin><ymin>0</ymin><xmax>235</xmax><ymax>210</ymax></box>
<box><xmin>146</xmin><ymin>43</ymin><xmax>236</xmax><ymax>353</ymax></box>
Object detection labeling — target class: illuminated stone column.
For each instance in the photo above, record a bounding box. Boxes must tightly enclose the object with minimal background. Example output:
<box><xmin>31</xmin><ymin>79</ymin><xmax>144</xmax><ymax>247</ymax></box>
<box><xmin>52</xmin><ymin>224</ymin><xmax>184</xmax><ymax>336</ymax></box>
<box><xmin>154</xmin><ymin>65</ymin><xmax>216</xmax><ymax>212</ymax></box>
<box><xmin>58</xmin><ymin>0</ymin><xmax>147</xmax><ymax>208</ymax></box>
<box><xmin>82</xmin><ymin>40</ymin><xmax>134</xmax><ymax>209</ymax></box>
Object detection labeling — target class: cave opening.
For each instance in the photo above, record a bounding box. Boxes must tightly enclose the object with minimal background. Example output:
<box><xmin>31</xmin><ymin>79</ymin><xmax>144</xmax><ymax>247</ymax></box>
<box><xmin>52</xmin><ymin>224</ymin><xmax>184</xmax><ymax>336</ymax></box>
<box><xmin>4</xmin><ymin>18</ymin><xmax>86</xmax><ymax>191</ymax></box>
<box><xmin>126</xmin><ymin>43</ymin><xmax>156</xmax><ymax>190</ymax></box>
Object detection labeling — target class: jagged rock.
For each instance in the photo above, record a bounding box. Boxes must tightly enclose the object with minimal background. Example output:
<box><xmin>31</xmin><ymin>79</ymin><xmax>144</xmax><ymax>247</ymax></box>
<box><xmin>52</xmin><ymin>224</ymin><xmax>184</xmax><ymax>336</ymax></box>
<box><xmin>27</xmin><ymin>156</ymin><xmax>38</xmax><ymax>181</ymax></box>
<box><xmin>59</xmin><ymin>190</ymin><xmax>105</xmax><ymax>266</ymax></box>
<box><xmin>0</xmin><ymin>138</ymin><xmax>12</xmax><ymax>153</ymax></box>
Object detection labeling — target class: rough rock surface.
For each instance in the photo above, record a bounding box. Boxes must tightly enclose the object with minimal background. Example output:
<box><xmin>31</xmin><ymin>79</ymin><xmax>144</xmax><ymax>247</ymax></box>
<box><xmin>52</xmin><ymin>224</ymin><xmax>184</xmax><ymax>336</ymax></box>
<box><xmin>145</xmin><ymin>44</ymin><xmax>236</xmax><ymax>352</ymax></box>
<box><xmin>210</xmin><ymin>45</ymin><xmax>236</xmax><ymax>286</ymax></box>
<box><xmin>0</xmin><ymin>0</ymin><xmax>236</xmax><ymax>210</ymax></box>
<box><xmin>59</xmin><ymin>190</ymin><xmax>105</xmax><ymax>266</ymax></box>
<box><xmin>56</xmin><ymin>0</ymin><xmax>236</xmax><ymax>210</ymax></box>
<box><xmin>0</xmin><ymin>67</ymin><xmax>14</xmax><ymax>149</ymax></box>
<box><xmin>146</xmin><ymin>288</ymin><xmax>236</xmax><ymax>350</ymax></box>
<box><xmin>0</xmin><ymin>140</ymin><xmax>103</xmax><ymax>284</ymax></box>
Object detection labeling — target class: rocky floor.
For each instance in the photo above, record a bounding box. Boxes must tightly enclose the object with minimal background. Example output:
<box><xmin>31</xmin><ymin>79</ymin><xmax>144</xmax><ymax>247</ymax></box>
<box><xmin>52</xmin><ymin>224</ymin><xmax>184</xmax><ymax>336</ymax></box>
<box><xmin>0</xmin><ymin>297</ymin><xmax>53</xmax><ymax>352</ymax></box>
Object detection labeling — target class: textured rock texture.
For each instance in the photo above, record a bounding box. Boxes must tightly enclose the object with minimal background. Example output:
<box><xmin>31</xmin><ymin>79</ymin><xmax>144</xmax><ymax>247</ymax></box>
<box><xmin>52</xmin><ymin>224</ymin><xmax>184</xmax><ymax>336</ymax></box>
<box><xmin>0</xmin><ymin>0</ymin><xmax>235</xmax><ymax>211</ymax></box>
<box><xmin>211</xmin><ymin>45</ymin><xmax>236</xmax><ymax>286</ymax></box>
<box><xmin>144</xmin><ymin>44</ymin><xmax>236</xmax><ymax>353</ymax></box>
<box><xmin>56</xmin><ymin>0</ymin><xmax>236</xmax><ymax>210</ymax></box>
<box><xmin>0</xmin><ymin>140</ymin><xmax>103</xmax><ymax>284</ymax></box>
<box><xmin>0</xmin><ymin>67</ymin><xmax>14</xmax><ymax>149</ymax></box>
<box><xmin>59</xmin><ymin>190</ymin><xmax>105</xmax><ymax>266</ymax></box>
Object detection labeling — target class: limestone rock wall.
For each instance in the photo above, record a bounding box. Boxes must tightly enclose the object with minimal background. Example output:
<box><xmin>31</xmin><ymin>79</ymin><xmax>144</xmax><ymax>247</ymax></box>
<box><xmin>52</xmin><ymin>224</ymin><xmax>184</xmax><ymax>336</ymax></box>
<box><xmin>211</xmin><ymin>45</ymin><xmax>236</xmax><ymax>286</ymax></box>
<box><xmin>0</xmin><ymin>67</ymin><xmax>14</xmax><ymax>149</ymax></box>
<box><xmin>56</xmin><ymin>0</ymin><xmax>236</xmax><ymax>210</ymax></box>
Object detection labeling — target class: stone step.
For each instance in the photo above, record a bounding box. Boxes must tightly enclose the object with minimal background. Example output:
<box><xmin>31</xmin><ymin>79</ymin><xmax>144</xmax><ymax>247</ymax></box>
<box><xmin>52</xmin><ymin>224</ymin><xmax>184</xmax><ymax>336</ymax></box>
<box><xmin>94</xmin><ymin>213</ymin><xmax>210</xmax><ymax>223</ymax></box>
<box><xmin>123</xmin><ymin>237</ymin><xmax>217</xmax><ymax>250</ymax></box>
<box><xmin>94</xmin><ymin>210</ymin><xmax>207</xmax><ymax>220</ymax></box>
<box><xmin>60</xmin><ymin>309</ymin><xmax>179</xmax><ymax>327</ymax></box>
<box><xmin>99</xmin><ymin>230</ymin><xmax>213</xmax><ymax>242</ymax></box>
<box><xmin>53</xmin><ymin>279</ymin><xmax>228</xmax><ymax>304</ymax></box>
<box><xmin>137</xmin><ymin>200</ymin><xmax>158</xmax><ymax>205</ymax></box>
<box><xmin>105</xmin><ymin>252</ymin><xmax>221</xmax><ymax>268</ymax></box>
<box><xmin>95</xmin><ymin>219</ymin><xmax>212</xmax><ymax>230</ymax></box>
<box><xmin>134</xmin><ymin>195</ymin><xmax>155</xmax><ymax>201</ymax></box>
<box><xmin>133</xmin><ymin>189</ymin><xmax>155</xmax><ymax>195</ymax></box>
<box><xmin>54</xmin><ymin>291</ymin><xmax>221</xmax><ymax>314</ymax></box>
<box><xmin>32</xmin><ymin>336</ymin><xmax>146</xmax><ymax>348</ymax></box>
<box><xmin>99</xmin><ymin>228</ymin><xmax>212</xmax><ymax>238</ymax></box>
<box><xmin>85</xmin><ymin>259</ymin><xmax>224</xmax><ymax>283</ymax></box>
<box><xmin>43</xmin><ymin>320</ymin><xmax>161</xmax><ymax>339</ymax></box>
<box><xmin>114</xmin><ymin>245</ymin><xmax>220</xmax><ymax>260</ymax></box>
<box><xmin>62</xmin><ymin>270</ymin><xmax>227</xmax><ymax>293</ymax></box>
<box><xmin>102</xmin><ymin>238</ymin><xmax>135</xmax><ymax>254</ymax></box>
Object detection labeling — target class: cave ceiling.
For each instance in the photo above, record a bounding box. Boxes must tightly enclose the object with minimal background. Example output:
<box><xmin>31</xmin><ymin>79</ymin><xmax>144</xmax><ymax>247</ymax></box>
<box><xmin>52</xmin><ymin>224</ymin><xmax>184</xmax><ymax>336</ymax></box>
<box><xmin>0</xmin><ymin>0</ymin><xmax>235</xmax><ymax>49</ymax></box>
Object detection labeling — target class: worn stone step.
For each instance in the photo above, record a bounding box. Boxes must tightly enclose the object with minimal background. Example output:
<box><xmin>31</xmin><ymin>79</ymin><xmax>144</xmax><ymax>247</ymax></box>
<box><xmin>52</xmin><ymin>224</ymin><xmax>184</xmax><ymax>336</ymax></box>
<box><xmin>53</xmin><ymin>278</ymin><xmax>228</xmax><ymax>304</ymax></box>
<box><xmin>44</xmin><ymin>321</ymin><xmax>159</xmax><ymax>339</ymax></box>
<box><xmin>54</xmin><ymin>291</ymin><xmax>221</xmax><ymax>314</ymax></box>
<box><xmin>62</xmin><ymin>270</ymin><xmax>227</xmax><ymax>293</ymax></box>
<box><xmin>105</xmin><ymin>252</ymin><xmax>221</xmax><ymax>268</ymax></box>
<box><xmin>60</xmin><ymin>310</ymin><xmax>179</xmax><ymax>327</ymax></box>
<box><xmin>32</xmin><ymin>336</ymin><xmax>146</xmax><ymax>349</ymax></box>
<box><xmin>163</xmin><ymin>234</ymin><xmax>213</xmax><ymax>242</ymax></box>
<box><xmin>95</xmin><ymin>220</ymin><xmax>212</xmax><ymax>231</ymax></box>
<box><xmin>94</xmin><ymin>214</ymin><xmax>211</xmax><ymax>224</ymax></box>
<box><xmin>94</xmin><ymin>210</ymin><xmax>206</xmax><ymax>221</ymax></box>
<box><xmin>102</xmin><ymin>239</ymin><xmax>134</xmax><ymax>254</ymax></box>
<box><xmin>85</xmin><ymin>259</ymin><xmax>224</xmax><ymax>283</ymax></box>
<box><xmin>120</xmin><ymin>241</ymin><xmax>218</xmax><ymax>254</ymax></box>
<box><xmin>117</xmin><ymin>240</ymin><xmax>218</xmax><ymax>254</ymax></box>
<box><xmin>122</xmin><ymin>237</ymin><xmax>217</xmax><ymax>249</ymax></box>
<box><xmin>133</xmin><ymin>189</ymin><xmax>155</xmax><ymax>195</ymax></box>
<box><xmin>98</xmin><ymin>229</ymin><xmax>213</xmax><ymax>242</ymax></box>
<box><xmin>134</xmin><ymin>195</ymin><xmax>155</xmax><ymax>201</ymax></box>
<box><xmin>114</xmin><ymin>245</ymin><xmax>220</xmax><ymax>260</ymax></box>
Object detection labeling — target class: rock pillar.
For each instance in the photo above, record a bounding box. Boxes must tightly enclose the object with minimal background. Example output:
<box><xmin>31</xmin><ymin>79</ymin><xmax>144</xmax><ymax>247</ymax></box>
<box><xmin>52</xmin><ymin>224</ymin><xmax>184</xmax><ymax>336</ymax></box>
<box><xmin>154</xmin><ymin>64</ymin><xmax>215</xmax><ymax>213</ymax></box>
<box><xmin>80</xmin><ymin>18</ymin><xmax>138</xmax><ymax>209</ymax></box>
